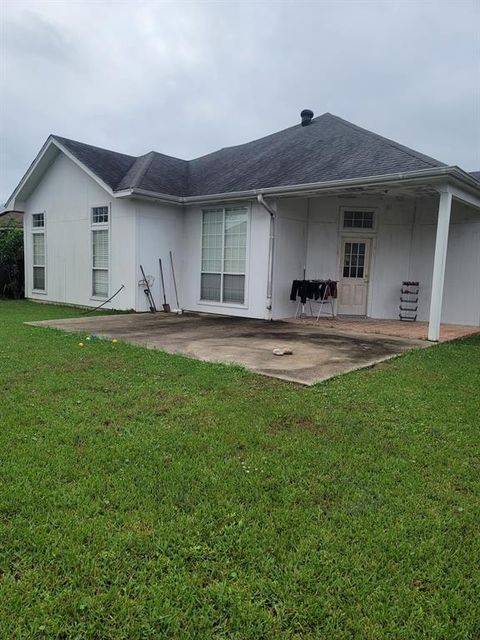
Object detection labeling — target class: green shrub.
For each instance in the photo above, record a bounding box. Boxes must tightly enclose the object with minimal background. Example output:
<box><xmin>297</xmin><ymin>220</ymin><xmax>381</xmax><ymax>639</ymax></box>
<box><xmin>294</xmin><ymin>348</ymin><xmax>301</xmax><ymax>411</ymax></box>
<box><xmin>0</xmin><ymin>221</ymin><xmax>24</xmax><ymax>298</ymax></box>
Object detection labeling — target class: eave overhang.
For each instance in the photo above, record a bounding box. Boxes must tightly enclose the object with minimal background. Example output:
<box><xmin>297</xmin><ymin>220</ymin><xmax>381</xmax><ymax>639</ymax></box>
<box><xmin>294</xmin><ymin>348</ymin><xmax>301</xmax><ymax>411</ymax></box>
<box><xmin>115</xmin><ymin>165</ymin><xmax>480</xmax><ymax>208</ymax></box>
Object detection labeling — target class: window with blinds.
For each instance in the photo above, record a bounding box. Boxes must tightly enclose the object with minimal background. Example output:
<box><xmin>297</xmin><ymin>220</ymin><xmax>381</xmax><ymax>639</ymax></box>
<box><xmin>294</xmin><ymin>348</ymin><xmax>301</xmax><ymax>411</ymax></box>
<box><xmin>201</xmin><ymin>207</ymin><xmax>247</xmax><ymax>304</ymax></box>
<box><xmin>92</xmin><ymin>228</ymin><xmax>109</xmax><ymax>297</ymax></box>
<box><xmin>32</xmin><ymin>231</ymin><xmax>45</xmax><ymax>291</ymax></box>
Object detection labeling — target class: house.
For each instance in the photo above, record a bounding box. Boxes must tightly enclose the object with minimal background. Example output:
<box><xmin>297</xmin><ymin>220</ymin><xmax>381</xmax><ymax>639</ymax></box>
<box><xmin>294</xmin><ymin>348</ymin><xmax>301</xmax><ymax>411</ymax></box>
<box><xmin>5</xmin><ymin>111</ymin><xmax>480</xmax><ymax>341</ymax></box>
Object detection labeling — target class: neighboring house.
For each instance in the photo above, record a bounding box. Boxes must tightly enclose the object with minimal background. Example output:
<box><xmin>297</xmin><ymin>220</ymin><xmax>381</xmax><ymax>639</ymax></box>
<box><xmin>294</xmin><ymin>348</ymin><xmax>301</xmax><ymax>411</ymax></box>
<box><xmin>5</xmin><ymin>111</ymin><xmax>480</xmax><ymax>340</ymax></box>
<box><xmin>0</xmin><ymin>210</ymin><xmax>23</xmax><ymax>227</ymax></box>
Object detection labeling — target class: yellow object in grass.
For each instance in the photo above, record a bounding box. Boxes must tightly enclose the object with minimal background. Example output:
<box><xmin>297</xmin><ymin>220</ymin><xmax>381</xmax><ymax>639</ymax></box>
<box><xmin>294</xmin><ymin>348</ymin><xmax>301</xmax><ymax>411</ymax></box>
<box><xmin>112</xmin><ymin>339</ymin><xmax>118</xmax><ymax>344</ymax></box>
<box><xmin>79</xmin><ymin>342</ymin><xmax>84</xmax><ymax>348</ymax></box>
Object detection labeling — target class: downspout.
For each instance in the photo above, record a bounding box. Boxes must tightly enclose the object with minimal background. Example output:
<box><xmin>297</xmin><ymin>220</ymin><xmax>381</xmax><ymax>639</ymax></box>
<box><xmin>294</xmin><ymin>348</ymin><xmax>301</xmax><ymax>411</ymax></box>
<box><xmin>257</xmin><ymin>193</ymin><xmax>276</xmax><ymax>320</ymax></box>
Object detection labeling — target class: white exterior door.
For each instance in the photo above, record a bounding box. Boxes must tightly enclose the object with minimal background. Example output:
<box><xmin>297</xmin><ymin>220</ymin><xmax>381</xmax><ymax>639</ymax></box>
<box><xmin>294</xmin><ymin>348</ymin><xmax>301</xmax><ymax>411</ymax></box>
<box><xmin>338</xmin><ymin>238</ymin><xmax>371</xmax><ymax>316</ymax></box>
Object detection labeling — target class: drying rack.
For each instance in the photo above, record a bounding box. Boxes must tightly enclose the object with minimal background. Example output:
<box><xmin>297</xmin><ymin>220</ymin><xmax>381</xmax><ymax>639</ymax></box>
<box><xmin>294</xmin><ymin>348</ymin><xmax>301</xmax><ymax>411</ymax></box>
<box><xmin>293</xmin><ymin>279</ymin><xmax>336</xmax><ymax>320</ymax></box>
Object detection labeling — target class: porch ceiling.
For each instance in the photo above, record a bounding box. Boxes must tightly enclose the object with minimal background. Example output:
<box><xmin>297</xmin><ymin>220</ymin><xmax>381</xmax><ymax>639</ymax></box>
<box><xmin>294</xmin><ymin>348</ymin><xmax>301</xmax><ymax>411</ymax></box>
<box><xmin>276</xmin><ymin>183</ymin><xmax>440</xmax><ymax>201</ymax></box>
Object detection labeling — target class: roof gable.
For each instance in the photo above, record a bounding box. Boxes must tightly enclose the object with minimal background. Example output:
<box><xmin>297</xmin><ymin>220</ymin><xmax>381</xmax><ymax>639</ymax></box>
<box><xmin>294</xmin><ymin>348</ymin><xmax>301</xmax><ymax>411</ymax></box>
<box><xmin>51</xmin><ymin>136</ymin><xmax>137</xmax><ymax>190</ymax></box>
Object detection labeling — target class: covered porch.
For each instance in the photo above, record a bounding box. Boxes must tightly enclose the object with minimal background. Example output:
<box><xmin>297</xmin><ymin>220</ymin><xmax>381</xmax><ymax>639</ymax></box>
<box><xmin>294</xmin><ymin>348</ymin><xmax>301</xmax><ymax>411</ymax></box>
<box><xmin>269</xmin><ymin>178</ymin><xmax>480</xmax><ymax>341</ymax></box>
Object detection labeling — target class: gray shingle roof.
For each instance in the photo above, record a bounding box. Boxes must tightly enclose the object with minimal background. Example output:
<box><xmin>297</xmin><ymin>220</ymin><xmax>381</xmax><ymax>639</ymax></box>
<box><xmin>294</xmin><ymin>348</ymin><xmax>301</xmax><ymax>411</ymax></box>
<box><xmin>116</xmin><ymin>151</ymin><xmax>188</xmax><ymax>196</ymax></box>
<box><xmin>470</xmin><ymin>171</ymin><xmax>480</xmax><ymax>182</ymax></box>
<box><xmin>53</xmin><ymin>135</ymin><xmax>137</xmax><ymax>190</ymax></box>
<box><xmin>52</xmin><ymin>113</ymin><xmax>447</xmax><ymax>198</ymax></box>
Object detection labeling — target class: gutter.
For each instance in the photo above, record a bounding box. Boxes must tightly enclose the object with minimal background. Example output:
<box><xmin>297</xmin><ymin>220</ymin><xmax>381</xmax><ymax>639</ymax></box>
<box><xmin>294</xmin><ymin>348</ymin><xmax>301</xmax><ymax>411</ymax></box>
<box><xmin>115</xmin><ymin>166</ymin><xmax>480</xmax><ymax>207</ymax></box>
<box><xmin>256</xmin><ymin>194</ymin><xmax>276</xmax><ymax>319</ymax></box>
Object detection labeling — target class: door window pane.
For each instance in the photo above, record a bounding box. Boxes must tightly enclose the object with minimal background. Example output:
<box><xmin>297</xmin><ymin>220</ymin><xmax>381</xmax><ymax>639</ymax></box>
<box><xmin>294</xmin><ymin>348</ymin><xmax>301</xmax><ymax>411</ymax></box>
<box><xmin>343</xmin><ymin>241</ymin><xmax>367</xmax><ymax>278</ymax></box>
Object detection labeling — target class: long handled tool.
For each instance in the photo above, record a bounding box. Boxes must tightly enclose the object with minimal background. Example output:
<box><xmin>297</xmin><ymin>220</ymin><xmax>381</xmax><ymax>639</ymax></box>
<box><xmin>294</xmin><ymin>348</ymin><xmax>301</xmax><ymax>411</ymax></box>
<box><xmin>169</xmin><ymin>251</ymin><xmax>181</xmax><ymax>312</ymax></box>
<box><xmin>159</xmin><ymin>258</ymin><xmax>170</xmax><ymax>313</ymax></box>
<box><xmin>139</xmin><ymin>264</ymin><xmax>157</xmax><ymax>312</ymax></box>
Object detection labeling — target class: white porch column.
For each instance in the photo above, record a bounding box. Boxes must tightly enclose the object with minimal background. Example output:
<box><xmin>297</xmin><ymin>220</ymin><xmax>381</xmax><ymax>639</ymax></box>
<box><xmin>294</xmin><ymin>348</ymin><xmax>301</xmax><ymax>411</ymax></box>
<box><xmin>428</xmin><ymin>188</ymin><xmax>453</xmax><ymax>341</ymax></box>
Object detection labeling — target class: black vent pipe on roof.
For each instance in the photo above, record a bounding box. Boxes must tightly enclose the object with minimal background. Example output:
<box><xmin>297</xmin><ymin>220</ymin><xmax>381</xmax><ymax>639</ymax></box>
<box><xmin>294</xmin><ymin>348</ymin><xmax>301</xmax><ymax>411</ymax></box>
<box><xmin>301</xmin><ymin>109</ymin><xmax>314</xmax><ymax>126</ymax></box>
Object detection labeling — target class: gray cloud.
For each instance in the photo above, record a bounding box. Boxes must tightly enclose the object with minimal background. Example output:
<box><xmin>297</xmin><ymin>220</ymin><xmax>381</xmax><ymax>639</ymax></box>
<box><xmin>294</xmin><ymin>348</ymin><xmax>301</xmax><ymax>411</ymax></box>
<box><xmin>1</xmin><ymin>0</ymin><xmax>479</xmax><ymax>203</ymax></box>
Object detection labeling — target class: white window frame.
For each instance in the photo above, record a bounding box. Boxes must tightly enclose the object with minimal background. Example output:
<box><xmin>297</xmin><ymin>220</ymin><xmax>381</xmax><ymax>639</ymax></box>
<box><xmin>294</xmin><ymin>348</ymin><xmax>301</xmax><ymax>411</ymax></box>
<box><xmin>199</xmin><ymin>205</ymin><xmax>249</xmax><ymax>308</ymax></box>
<box><xmin>90</xmin><ymin>203</ymin><xmax>110</xmax><ymax>299</ymax></box>
<box><xmin>91</xmin><ymin>204</ymin><xmax>109</xmax><ymax>226</ymax></box>
<box><xmin>31</xmin><ymin>211</ymin><xmax>46</xmax><ymax>294</ymax></box>
<box><xmin>32</xmin><ymin>212</ymin><xmax>45</xmax><ymax>228</ymax></box>
<box><xmin>340</xmin><ymin>206</ymin><xmax>377</xmax><ymax>232</ymax></box>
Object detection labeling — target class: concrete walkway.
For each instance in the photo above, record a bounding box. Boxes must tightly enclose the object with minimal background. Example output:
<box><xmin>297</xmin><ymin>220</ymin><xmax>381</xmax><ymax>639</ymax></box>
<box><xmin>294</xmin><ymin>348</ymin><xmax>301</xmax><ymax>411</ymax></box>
<box><xmin>27</xmin><ymin>312</ymin><xmax>429</xmax><ymax>385</ymax></box>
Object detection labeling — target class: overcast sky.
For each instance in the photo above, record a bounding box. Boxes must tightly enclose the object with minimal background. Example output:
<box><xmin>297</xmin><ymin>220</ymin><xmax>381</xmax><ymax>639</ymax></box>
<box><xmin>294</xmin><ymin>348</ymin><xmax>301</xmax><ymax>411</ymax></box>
<box><xmin>1</xmin><ymin>0</ymin><xmax>479</xmax><ymax>202</ymax></box>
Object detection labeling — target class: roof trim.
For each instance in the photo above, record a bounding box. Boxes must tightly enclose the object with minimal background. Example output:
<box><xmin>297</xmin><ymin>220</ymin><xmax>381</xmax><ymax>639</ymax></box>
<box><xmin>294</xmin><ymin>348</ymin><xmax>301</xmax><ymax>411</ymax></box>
<box><xmin>5</xmin><ymin>136</ymin><xmax>115</xmax><ymax>210</ymax></box>
<box><xmin>5</xmin><ymin>136</ymin><xmax>54</xmax><ymax>209</ymax></box>
<box><xmin>52</xmin><ymin>138</ymin><xmax>116</xmax><ymax>196</ymax></box>
<box><xmin>117</xmin><ymin>165</ymin><xmax>480</xmax><ymax>206</ymax></box>
<box><xmin>325</xmin><ymin>113</ymin><xmax>444</xmax><ymax>170</ymax></box>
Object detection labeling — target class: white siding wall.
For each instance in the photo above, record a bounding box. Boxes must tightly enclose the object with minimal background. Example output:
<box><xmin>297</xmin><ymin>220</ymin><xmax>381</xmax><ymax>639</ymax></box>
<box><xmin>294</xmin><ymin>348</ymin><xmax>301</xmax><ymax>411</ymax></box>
<box><xmin>273</xmin><ymin>194</ymin><xmax>480</xmax><ymax>326</ymax></box>
<box><xmin>272</xmin><ymin>198</ymin><xmax>308</xmax><ymax>320</ymax></box>
<box><xmin>134</xmin><ymin>200</ymin><xmax>183</xmax><ymax>312</ymax></box>
<box><xmin>23</xmin><ymin>153</ymin><xmax>136</xmax><ymax>309</ymax></box>
<box><xmin>410</xmin><ymin>198</ymin><xmax>480</xmax><ymax>325</ymax></box>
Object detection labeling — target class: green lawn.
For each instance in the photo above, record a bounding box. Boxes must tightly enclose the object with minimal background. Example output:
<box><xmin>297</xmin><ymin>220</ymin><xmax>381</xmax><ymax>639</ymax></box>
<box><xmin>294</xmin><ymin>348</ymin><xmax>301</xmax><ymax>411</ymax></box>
<box><xmin>1</xmin><ymin>300</ymin><xmax>479</xmax><ymax>639</ymax></box>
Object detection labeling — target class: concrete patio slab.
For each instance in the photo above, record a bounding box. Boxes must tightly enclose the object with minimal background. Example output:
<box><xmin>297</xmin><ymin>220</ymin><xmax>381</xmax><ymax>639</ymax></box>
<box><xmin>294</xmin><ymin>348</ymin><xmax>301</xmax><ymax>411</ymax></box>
<box><xmin>287</xmin><ymin>316</ymin><xmax>480</xmax><ymax>342</ymax></box>
<box><xmin>27</xmin><ymin>312</ymin><xmax>429</xmax><ymax>385</ymax></box>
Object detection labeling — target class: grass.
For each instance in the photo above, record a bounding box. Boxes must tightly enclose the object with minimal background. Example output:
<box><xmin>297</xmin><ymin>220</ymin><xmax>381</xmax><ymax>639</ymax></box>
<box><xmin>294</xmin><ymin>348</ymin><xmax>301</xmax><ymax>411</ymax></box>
<box><xmin>0</xmin><ymin>300</ymin><xmax>479</xmax><ymax>639</ymax></box>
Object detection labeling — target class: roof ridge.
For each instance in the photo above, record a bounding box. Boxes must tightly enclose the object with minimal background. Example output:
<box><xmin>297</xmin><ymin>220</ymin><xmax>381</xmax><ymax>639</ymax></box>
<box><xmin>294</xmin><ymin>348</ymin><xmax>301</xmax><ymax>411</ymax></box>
<box><xmin>324</xmin><ymin>113</ymin><xmax>444</xmax><ymax>168</ymax></box>
<box><xmin>52</xmin><ymin>134</ymin><xmax>136</xmax><ymax>161</ymax></box>
<box><xmin>150</xmin><ymin>149</ymin><xmax>188</xmax><ymax>164</ymax></box>
<box><xmin>123</xmin><ymin>151</ymin><xmax>157</xmax><ymax>189</ymax></box>
<box><xmin>187</xmin><ymin>115</ymin><xmax>331</xmax><ymax>162</ymax></box>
